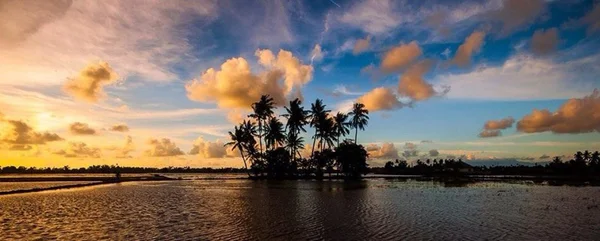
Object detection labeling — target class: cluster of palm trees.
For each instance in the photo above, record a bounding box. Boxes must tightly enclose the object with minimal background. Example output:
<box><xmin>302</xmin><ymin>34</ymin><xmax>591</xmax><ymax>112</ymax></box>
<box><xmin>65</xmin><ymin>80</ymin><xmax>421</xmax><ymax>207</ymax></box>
<box><xmin>226</xmin><ymin>95</ymin><xmax>370</xmax><ymax>179</ymax></box>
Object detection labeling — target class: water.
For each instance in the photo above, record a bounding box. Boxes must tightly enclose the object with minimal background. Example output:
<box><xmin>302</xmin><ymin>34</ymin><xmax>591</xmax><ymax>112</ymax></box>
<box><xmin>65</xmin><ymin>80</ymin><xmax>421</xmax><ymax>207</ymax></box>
<box><xmin>0</xmin><ymin>181</ymin><xmax>100</xmax><ymax>193</ymax></box>
<box><xmin>1</xmin><ymin>178</ymin><xmax>599</xmax><ymax>240</ymax></box>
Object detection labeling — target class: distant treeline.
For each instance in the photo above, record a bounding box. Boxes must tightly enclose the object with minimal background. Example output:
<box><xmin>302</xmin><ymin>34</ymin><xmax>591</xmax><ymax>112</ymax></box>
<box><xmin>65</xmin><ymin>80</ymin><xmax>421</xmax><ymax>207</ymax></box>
<box><xmin>0</xmin><ymin>165</ymin><xmax>246</xmax><ymax>174</ymax></box>
<box><xmin>374</xmin><ymin>150</ymin><xmax>600</xmax><ymax>177</ymax></box>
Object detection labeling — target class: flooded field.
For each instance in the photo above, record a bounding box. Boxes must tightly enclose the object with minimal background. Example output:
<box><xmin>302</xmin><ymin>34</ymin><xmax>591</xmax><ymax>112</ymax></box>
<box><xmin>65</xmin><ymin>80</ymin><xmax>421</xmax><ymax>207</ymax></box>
<box><xmin>1</xmin><ymin>178</ymin><xmax>599</xmax><ymax>240</ymax></box>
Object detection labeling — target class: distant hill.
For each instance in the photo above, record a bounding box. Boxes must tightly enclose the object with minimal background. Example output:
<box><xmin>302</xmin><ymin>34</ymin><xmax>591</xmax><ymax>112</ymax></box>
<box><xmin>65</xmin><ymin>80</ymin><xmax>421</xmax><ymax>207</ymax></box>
<box><xmin>466</xmin><ymin>159</ymin><xmax>549</xmax><ymax>167</ymax></box>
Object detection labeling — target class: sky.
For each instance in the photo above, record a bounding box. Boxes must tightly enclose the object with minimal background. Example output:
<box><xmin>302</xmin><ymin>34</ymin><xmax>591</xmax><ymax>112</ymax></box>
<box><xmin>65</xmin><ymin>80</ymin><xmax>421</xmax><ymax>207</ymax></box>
<box><xmin>1</xmin><ymin>0</ymin><xmax>599</xmax><ymax>168</ymax></box>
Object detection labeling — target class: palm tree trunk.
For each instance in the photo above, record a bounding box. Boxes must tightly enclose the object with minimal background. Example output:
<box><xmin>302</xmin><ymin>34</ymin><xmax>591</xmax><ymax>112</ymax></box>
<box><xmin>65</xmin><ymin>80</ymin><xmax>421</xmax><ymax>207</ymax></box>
<box><xmin>240</xmin><ymin>150</ymin><xmax>251</xmax><ymax>178</ymax></box>
<box><xmin>311</xmin><ymin>130</ymin><xmax>317</xmax><ymax>157</ymax></box>
<box><xmin>354</xmin><ymin>128</ymin><xmax>358</xmax><ymax>143</ymax></box>
<box><xmin>259</xmin><ymin>120</ymin><xmax>263</xmax><ymax>157</ymax></box>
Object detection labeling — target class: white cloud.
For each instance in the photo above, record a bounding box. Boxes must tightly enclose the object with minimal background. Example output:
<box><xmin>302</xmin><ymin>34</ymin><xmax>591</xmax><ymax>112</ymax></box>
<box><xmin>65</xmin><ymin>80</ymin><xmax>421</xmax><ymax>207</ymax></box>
<box><xmin>437</xmin><ymin>54</ymin><xmax>596</xmax><ymax>100</ymax></box>
<box><xmin>338</xmin><ymin>0</ymin><xmax>402</xmax><ymax>35</ymax></box>
<box><xmin>0</xmin><ymin>0</ymin><xmax>217</xmax><ymax>87</ymax></box>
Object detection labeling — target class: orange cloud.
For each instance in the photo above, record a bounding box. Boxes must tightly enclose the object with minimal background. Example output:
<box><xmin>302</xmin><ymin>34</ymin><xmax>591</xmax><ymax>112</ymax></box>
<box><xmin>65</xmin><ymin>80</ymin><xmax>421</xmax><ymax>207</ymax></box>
<box><xmin>398</xmin><ymin>60</ymin><xmax>445</xmax><ymax>101</ymax></box>
<box><xmin>69</xmin><ymin>122</ymin><xmax>97</xmax><ymax>135</ymax></box>
<box><xmin>479</xmin><ymin>116</ymin><xmax>515</xmax><ymax>138</ymax></box>
<box><xmin>531</xmin><ymin>28</ymin><xmax>559</xmax><ymax>55</ymax></box>
<box><xmin>353</xmin><ymin>36</ymin><xmax>370</xmax><ymax>55</ymax></box>
<box><xmin>63</xmin><ymin>61</ymin><xmax>119</xmax><ymax>103</ymax></box>
<box><xmin>226</xmin><ymin>109</ymin><xmax>248</xmax><ymax>125</ymax></box>
<box><xmin>484</xmin><ymin>117</ymin><xmax>515</xmax><ymax>130</ymax></box>
<box><xmin>186</xmin><ymin>49</ymin><xmax>312</xmax><ymax>109</ymax></box>
<box><xmin>144</xmin><ymin>138</ymin><xmax>184</xmax><ymax>157</ymax></box>
<box><xmin>356</xmin><ymin>87</ymin><xmax>405</xmax><ymax>112</ymax></box>
<box><xmin>452</xmin><ymin>31</ymin><xmax>485</xmax><ymax>67</ymax></box>
<box><xmin>517</xmin><ymin>89</ymin><xmax>600</xmax><ymax>133</ymax></box>
<box><xmin>381</xmin><ymin>41</ymin><xmax>422</xmax><ymax>72</ymax></box>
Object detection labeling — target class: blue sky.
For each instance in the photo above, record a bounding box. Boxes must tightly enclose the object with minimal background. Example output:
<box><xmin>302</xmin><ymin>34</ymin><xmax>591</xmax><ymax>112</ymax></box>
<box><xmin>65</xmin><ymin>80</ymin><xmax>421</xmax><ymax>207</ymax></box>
<box><xmin>0</xmin><ymin>0</ymin><xmax>599</xmax><ymax>167</ymax></box>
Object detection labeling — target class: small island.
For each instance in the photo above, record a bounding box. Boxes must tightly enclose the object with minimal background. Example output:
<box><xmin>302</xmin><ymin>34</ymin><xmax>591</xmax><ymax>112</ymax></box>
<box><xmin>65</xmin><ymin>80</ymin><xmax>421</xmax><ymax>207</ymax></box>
<box><xmin>225</xmin><ymin>95</ymin><xmax>370</xmax><ymax>179</ymax></box>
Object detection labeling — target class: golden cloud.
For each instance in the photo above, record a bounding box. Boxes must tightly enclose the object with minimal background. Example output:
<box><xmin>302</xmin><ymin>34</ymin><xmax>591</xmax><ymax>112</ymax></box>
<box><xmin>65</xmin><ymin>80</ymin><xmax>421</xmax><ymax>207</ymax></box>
<box><xmin>117</xmin><ymin>135</ymin><xmax>134</xmax><ymax>158</ymax></box>
<box><xmin>186</xmin><ymin>49</ymin><xmax>312</xmax><ymax>109</ymax></box>
<box><xmin>531</xmin><ymin>28</ymin><xmax>559</xmax><ymax>55</ymax></box>
<box><xmin>255</xmin><ymin>49</ymin><xmax>313</xmax><ymax>94</ymax></box>
<box><xmin>63</xmin><ymin>61</ymin><xmax>119</xmax><ymax>103</ymax></box>
<box><xmin>381</xmin><ymin>41</ymin><xmax>422</xmax><ymax>72</ymax></box>
<box><xmin>366</xmin><ymin>143</ymin><xmax>399</xmax><ymax>159</ymax></box>
<box><xmin>517</xmin><ymin>89</ymin><xmax>600</xmax><ymax>133</ymax></box>
<box><xmin>69</xmin><ymin>122</ymin><xmax>97</xmax><ymax>135</ymax></box>
<box><xmin>54</xmin><ymin>142</ymin><xmax>101</xmax><ymax>158</ymax></box>
<box><xmin>356</xmin><ymin>87</ymin><xmax>405</xmax><ymax>112</ymax></box>
<box><xmin>144</xmin><ymin>138</ymin><xmax>184</xmax><ymax>157</ymax></box>
<box><xmin>226</xmin><ymin>109</ymin><xmax>248</xmax><ymax>125</ymax></box>
<box><xmin>452</xmin><ymin>31</ymin><xmax>485</xmax><ymax>67</ymax></box>
<box><xmin>189</xmin><ymin>136</ymin><xmax>239</xmax><ymax>158</ymax></box>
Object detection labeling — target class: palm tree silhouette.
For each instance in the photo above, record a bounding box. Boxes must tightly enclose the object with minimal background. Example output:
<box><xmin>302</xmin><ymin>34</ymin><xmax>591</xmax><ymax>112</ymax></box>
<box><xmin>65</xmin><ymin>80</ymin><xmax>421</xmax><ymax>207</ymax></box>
<box><xmin>349</xmin><ymin>102</ymin><xmax>369</xmax><ymax>143</ymax></box>
<box><xmin>265</xmin><ymin>117</ymin><xmax>285</xmax><ymax>150</ymax></box>
<box><xmin>591</xmin><ymin>151</ymin><xmax>600</xmax><ymax>167</ymax></box>
<box><xmin>225</xmin><ymin>125</ymin><xmax>252</xmax><ymax>177</ymax></box>
<box><xmin>283</xmin><ymin>98</ymin><xmax>309</xmax><ymax>135</ymax></box>
<box><xmin>583</xmin><ymin>150</ymin><xmax>591</xmax><ymax>164</ymax></box>
<box><xmin>282</xmin><ymin>98</ymin><xmax>308</xmax><ymax>162</ymax></box>
<box><xmin>249</xmin><ymin>95</ymin><xmax>275</xmax><ymax>158</ymax></box>
<box><xmin>285</xmin><ymin>133</ymin><xmax>304</xmax><ymax>163</ymax></box>
<box><xmin>309</xmin><ymin>99</ymin><xmax>330</xmax><ymax>157</ymax></box>
<box><xmin>317</xmin><ymin>116</ymin><xmax>336</xmax><ymax>151</ymax></box>
<box><xmin>332</xmin><ymin>112</ymin><xmax>351</xmax><ymax>147</ymax></box>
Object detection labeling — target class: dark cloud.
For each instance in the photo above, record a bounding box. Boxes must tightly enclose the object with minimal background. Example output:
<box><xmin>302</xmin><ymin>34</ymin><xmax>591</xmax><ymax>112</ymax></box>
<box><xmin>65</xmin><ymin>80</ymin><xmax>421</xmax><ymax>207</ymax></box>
<box><xmin>531</xmin><ymin>28</ymin><xmax>559</xmax><ymax>55</ymax></box>
<box><xmin>69</xmin><ymin>122</ymin><xmax>96</xmax><ymax>135</ymax></box>
<box><xmin>109</xmin><ymin>124</ymin><xmax>129</xmax><ymax>132</ymax></box>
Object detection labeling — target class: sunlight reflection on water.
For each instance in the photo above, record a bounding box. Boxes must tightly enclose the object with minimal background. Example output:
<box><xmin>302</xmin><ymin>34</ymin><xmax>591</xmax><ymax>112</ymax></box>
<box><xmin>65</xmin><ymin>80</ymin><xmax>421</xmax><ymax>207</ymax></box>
<box><xmin>1</xmin><ymin>179</ymin><xmax>599</xmax><ymax>240</ymax></box>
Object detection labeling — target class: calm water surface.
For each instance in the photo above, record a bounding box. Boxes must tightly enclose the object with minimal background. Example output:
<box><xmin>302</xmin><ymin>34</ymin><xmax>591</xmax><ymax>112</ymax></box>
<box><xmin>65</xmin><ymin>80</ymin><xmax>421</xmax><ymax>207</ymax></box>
<box><xmin>1</xmin><ymin>178</ymin><xmax>599</xmax><ymax>240</ymax></box>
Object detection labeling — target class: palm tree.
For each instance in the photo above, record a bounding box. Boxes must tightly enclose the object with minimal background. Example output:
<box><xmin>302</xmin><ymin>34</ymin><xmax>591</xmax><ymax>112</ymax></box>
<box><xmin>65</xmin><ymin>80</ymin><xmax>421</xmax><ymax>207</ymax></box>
<box><xmin>283</xmin><ymin>98</ymin><xmax>309</xmax><ymax>135</ymax></box>
<box><xmin>317</xmin><ymin>116</ymin><xmax>336</xmax><ymax>151</ymax></box>
<box><xmin>309</xmin><ymin>99</ymin><xmax>330</xmax><ymax>157</ymax></box>
<box><xmin>240</xmin><ymin>120</ymin><xmax>258</xmax><ymax>160</ymax></box>
<box><xmin>332</xmin><ymin>112</ymin><xmax>351</xmax><ymax>147</ymax></box>
<box><xmin>225</xmin><ymin>125</ymin><xmax>252</xmax><ymax>177</ymax></box>
<box><xmin>583</xmin><ymin>150</ymin><xmax>591</xmax><ymax>164</ymax></box>
<box><xmin>591</xmin><ymin>151</ymin><xmax>600</xmax><ymax>167</ymax></box>
<box><xmin>265</xmin><ymin>117</ymin><xmax>285</xmax><ymax>150</ymax></box>
<box><xmin>286</xmin><ymin>133</ymin><xmax>304</xmax><ymax>162</ymax></box>
<box><xmin>249</xmin><ymin>95</ymin><xmax>275</xmax><ymax>157</ymax></box>
<box><xmin>349</xmin><ymin>102</ymin><xmax>369</xmax><ymax>143</ymax></box>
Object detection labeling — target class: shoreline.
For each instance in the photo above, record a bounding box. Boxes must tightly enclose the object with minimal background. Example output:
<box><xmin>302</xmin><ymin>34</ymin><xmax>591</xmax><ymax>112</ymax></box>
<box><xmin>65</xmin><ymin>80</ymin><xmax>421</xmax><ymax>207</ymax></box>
<box><xmin>0</xmin><ymin>175</ymin><xmax>176</xmax><ymax>196</ymax></box>
<box><xmin>2</xmin><ymin>174</ymin><xmax>598</xmax><ymax>196</ymax></box>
